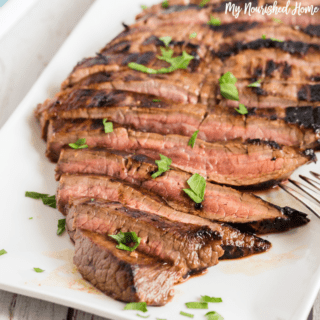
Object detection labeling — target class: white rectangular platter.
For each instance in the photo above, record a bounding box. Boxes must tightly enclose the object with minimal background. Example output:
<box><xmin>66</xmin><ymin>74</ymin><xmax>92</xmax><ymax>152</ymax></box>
<box><xmin>0</xmin><ymin>1</ymin><xmax>320</xmax><ymax>319</ymax></box>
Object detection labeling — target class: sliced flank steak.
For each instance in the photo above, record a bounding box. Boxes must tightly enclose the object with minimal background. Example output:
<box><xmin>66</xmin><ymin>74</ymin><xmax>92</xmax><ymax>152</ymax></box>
<box><xmin>58</xmin><ymin>174</ymin><xmax>271</xmax><ymax>259</ymax></box>
<box><xmin>73</xmin><ymin>229</ymin><xmax>183</xmax><ymax>305</ymax></box>
<box><xmin>69</xmin><ymin>198</ymin><xmax>222</xmax><ymax>273</ymax></box>
<box><xmin>56</xmin><ymin>149</ymin><xmax>310</xmax><ymax>234</ymax></box>
<box><xmin>47</xmin><ymin>119</ymin><xmax>314</xmax><ymax>187</ymax></box>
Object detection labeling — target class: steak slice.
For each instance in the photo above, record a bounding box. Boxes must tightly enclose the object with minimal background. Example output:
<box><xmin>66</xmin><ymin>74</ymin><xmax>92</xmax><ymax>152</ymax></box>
<box><xmin>73</xmin><ymin>229</ymin><xmax>183</xmax><ymax>305</ymax></box>
<box><xmin>58</xmin><ymin>174</ymin><xmax>270</xmax><ymax>259</ymax></box>
<box><xmin>56</xmin><ymin>149</ymin><xmax>310</xmax><ymax>234</ymax></box>
<box><xmin>47</xmin><ymin>119</ymin><xmax>314</xmax><ymax>187</ymax></box>
<box><xmin>69</xmin><ymin>198</ymin><xmax>222</xmax><ymax>273</ymax></box>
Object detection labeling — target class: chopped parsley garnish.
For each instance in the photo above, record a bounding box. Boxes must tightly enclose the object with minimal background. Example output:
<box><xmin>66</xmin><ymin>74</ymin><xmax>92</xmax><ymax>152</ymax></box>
<box><xmin>159</xmin><ymin>36</ymin><xmax>172</xmax><ymax>47</ymax></box>
<box><xmin>262</xmin><ymin>34</ymin><xmax>283</xmax><ymax>42</ymax></box>
<box><xmin>207</xmin><ymin>16</ymin><xmax>221</xmax><ymax>26</ymax></box>
<box><xmin>124</xmin><ymin>302</ymin><xmax>148</xmax><ymax>313</ymax></box>
<box><xmin>151</xmin><ymin>154</ymin><xmax>172</xmax><ymax>178</ymax></box>
<box><xmin>183</xmin><ymin>173</ymin><xmax>206</xmax><ymax>204</ymax></box>
<box><xmin>200</xmin><ymin>0</ymin><xmax>210</xmax><ymax>7</ymax></box>
<box><xmin>128</xmin><ymin>49</ymin><xmax>193</xmax><ymax>74</ymax></box>
<box><xmin>57</xmin><ymin>219</ymin><xmax>66</xmax><ymax>236</ymax></box>
<box><xmin>201</xmin><ymin>296</ymin><xmax>223</xmax><ymax>303</ymax></box>
<box><xmin>235</xmin><ymin>103</ymin><xmax>248</xmax><ymax>115</ymax></box>
<box><xmin>185</xmin><ymin>302</ymin><xmax>208</xmax><ymax>309</ymax></box>
<box><xmin>218</xmin><ymin>72</ymin><xmax>239</xmax><ymax>101</ymax></box>
<box><xmin>189</xmin><ymin>32</ymin><xmax>197</xmax><ymax>39</ymax></box>
<box><xmin>68</xmin><ymin>138</ymin><xmax>88</xmax><ymax>149</ymax></box>
<box><xmin>136</xmin><ymin>314</ymin><xmax>150</xmax><ymax>318</ymax></box>
<box><xmin>247</xmin><ymin>79</ymin><xmax>262</xmax><ymax>87</ymax></box>
<box><xmin>162</xmin><ymin>0</ymin><xmax>169</xmax><ymax>8</ymax></box>
<box><xmin>25</xmin><ymin>192</ymin><xmax>56</xmax><ymax>209</ymax></box>
<box><xmin>205</xmin><ymin>311</ymin><xmax>224</xmax><ymax>320</ymax></box>
<box><xmin>102</xmin><ymin>119</ymin><xmax>113</xmax><ymax>133</ymax></box>
<box><xmin>109</xmin><ymin>231</ymin><xmax>141</xmax><ymax>252</ymax></box>
<box><xmin>180</xmin><ymin>311</ymin><xmax>194</xmax><ymax>318</ymax></box>
<box><xmin>272</xmin><ymin>17</ymin><xmax>282</xmax><ymax>23</ymax></box>
<box><xmin>188</xmin><ymin>130</ymin><xmax>199</xmax><ymax>148</ymax></box>
<box><xmin>29</xmin><ymin>217</ymin><xmax>33</xmax><ymax>220</ymax></box>
<box><xmin>34</xmin><ymin>268</ymin><xmax>45</xmax><ymax>273</ymax></box>
<box><xmin>0</xmin><ymin>249</ymin><xmax>7</xmax><ymax>256</ymax></box>
<box><xmin>262</xmin><ymin>34</ymin><xmax>267</xmax><ymax>40</ymax></box>
<box><xmin>141</xmin><ymin>5</ymin><xmax>147</xmax><ymax>10</ymax></box>
<box><xmin>153</xmin><ymin>99</ymin><xmax>161</xmax><ymax>102</ymax></box>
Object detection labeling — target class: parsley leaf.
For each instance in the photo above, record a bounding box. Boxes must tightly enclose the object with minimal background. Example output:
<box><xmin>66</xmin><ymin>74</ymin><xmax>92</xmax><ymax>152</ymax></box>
<box><xmin>188</xmin><ymin>130</ymin><xmax>199</xmax><ymax>148</ymax></box>
<box><xmin>109</xmin><ymin>231</ymin><xmax>141</xmax><ymax>252</ymax></box>
<box><xmin>34</xmin><ymin>268</ymin><xmax>45</xmax><ymax>273</ymax></box>
<box><xmin>180</xmin><ymin>311</ymin><xmax>194</xmax><ymax>318</ymax></box>
<box><xmin>25</xmin><ymin>192</ymin><xmax>56</xmax><ymax>209</ymax></box>
<box><xmin>262</xmin><ymin>34</ymin><xmax>267</xmax><ymax>40</ymax></box>
<box><xmin>57</xmin><ymin>219</ymin><xmax>66</xmax><ymax>235</ymax></box>
<box><xmin>208</xmin><ymin>16</ymin><xmax>221</xmax><ymax>26</ymax></box>
<box><xmin>153</xmin><ymin>99</ymin><xmax>161</xmax><ymax>102</ymax></box>
<box><xmin>205</xmin><ymin>311</ymin><xmax>224</xmax><ymax>320</ymax></box>
<box><xmin>272</xmin><ymin>17</ymin><xmax>282</xmax><ymax>23</ymax></box>
<box><xmin>200</xmin><ymin>0</ymin><xmax>210</xmax><ymax>7</ymax></box>
<box><xmin>141</xmin><ymin>5</ymin><xmax>147</xmax><ymax>10</ymax></box>
<box><xmin>152</xmin><ymin>154</ymin><xmax>172</xmax><ymax>178</ymax></box>
<box><xmin>29</xmin><ymin>217</ymin><xmax>33</xmax><ymax>220</ymax></box>
<box><xmin>189</xmin><ymin>32</ymin><xmax>197</xmax><ymax>39</ymax></box>
<box><xmin>0</xmin><ymin>249</ymin><xmax>7</xmax><ymax>256</ymax></box>
<box><xmin>136</xmin><ymin>314</ymin><xmax>150</xmax><ymax>318</ymax></box>
<box><xmin>201</xmin><ymin>296</ymin><xmax>223</xmax><ymax>303</ymax></box>
<box><xmin>218</xmin><ymin>72</ymin><xmax>239</xmax><ymax>101</ymax></box>
<box><xmin>102</xmin><ymin>119</ymin><xmax>113</xmax><ymax>133</ymax></box>
<box><xmin>68</xmin><ymin>138</ymin><xmax>88</xmax><ymax>149</ymax></box>
<box><xmin>128</xmin><ymin>49</ymin><xmax>194</xmax><ymax>75</ymax></box>
<box><xmin>183</xmin><ymin>173</ymin><xmax>206</xmax><ymax>204</ymax></box>
<box><xmin>124</xmin><ymin>302</ymin><xmax>148</xmax><ymax>313</ymax></box>
<box><xmin>247</xmin><ymin>79</ymin><xmax>262</xmax><ymax>87</ymax></box>
<box><xmin>271</xmin><ymin>37</ymin><xmax>284</xmax><ymax>42</ymax></box>
<box><xmin>162</xmin><ymin>0</ymin><xmax>169</xmax><ymax>8</ymax></box>
<box><xmin>185</xmin><ymin>302</ymin><xmax>208</xmax><ymax>309</ymax></box>
<box><xmin>235</xmin><ymin>103</ymin><xmax>248</xmax><ymax>115</ymax></box>
<box><xmin>159</xmin><ymin>36</ymin><xmax>172</xmax><ymax>47</ymax></box>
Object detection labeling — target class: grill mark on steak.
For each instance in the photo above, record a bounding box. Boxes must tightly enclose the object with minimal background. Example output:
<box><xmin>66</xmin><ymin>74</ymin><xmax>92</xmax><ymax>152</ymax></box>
<box><xmin>56</xmin><ymin>149</ymin><xmax>310</xmax><ymax>234</ymax></box>
<box><xmin>298</xmin><ymin>85</ymin><xmax>320</xmax><ymax>102</ymax></box>
<box><xmin>59</xmin><ymin>174</ymin><xmax>271</xmax><ymax>259</ymax></box>
<box><xmin>70</xmin><ymin>198</ymin><xmax>222</xmax><ymax>272</ymax></box>
<box><xmin>304</xmin><ymin>25</ymin><xmax>320</xmax><ymax>37</ymax></box>
<box><xmin>73</xmin><ymin>229</ymin><xmax>183</xmax><ymax>306</ymax></box>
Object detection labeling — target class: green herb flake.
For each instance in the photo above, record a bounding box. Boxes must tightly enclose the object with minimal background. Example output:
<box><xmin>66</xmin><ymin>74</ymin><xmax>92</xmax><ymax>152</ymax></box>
<box><xmin>205</xmin><ymin>311</ymin><xmax>224</xmax><ymax>320</ymax></box>
<box><xmin>156</xmin><ymin>318</ymin><xmax>167</xmax><ymax>320</ymax></box>
<box><xmin>57</xmin><ymin>219</ymin><xmax>66</xmax><ymax>236</ymax></box>
<box><xmin>180</xmin><ymin>311</ymin><xmax>194</xmax><ymax>318</ymax></box>
<box><xmin>189</xmin><ymin>32</ymin><xmax>197</xmax><ymax>39</ymax></box>
<box><xmin>199</xmin><ymin>0</ymin><xmax>210</xmax><ymax>7</ymax></box>
<box><xmin>25</xmin><ymin>192</ymin><xmax>56</xmax><ymax>209</ymax></box>
<box><xmin>272</xmin><ymin>17</ymin><xmax>283</xmax><ymax>23</ymax></box>
<box><xmin>68</xmin><ymin>138</ymin><xmax>88</xmax><ymax>150</ymax></box>
<box><xmin>141</xmin><ymin>5</ymin><xmax>147</xmax><ymax>10</ymax></box>
<box><xmin>124</xmin><ymin>302</ymin><xmax>148</xmax><ymax>313</ymax></box>
<box><xmin>185</xmin><ymin>302</ymin><xmax>208</xmax><ymax>309</ymax></box>
<box><xmin>183</xmin><ymin>173</ymin><xmax>206</xmax><ymax>204</ymax></box>
<box><xmin>159</xmin><ymin>36</ymin><xmax>172</xmax><ymax>47</ymax></box>
<box><xmin>34</xmin><ymin>268</ymin><xmax>45</xmax><ymax>273</ymax></box>
<box><xmin>218</xmin><ymin>71</ymin><xmax>239</xmax><ymax>101</ymax></box>
<box><xmin>29</xmin><ymin>217</ymin><xmax>33</xmax><ymax>220</ymax></box>
<box><xmin>247</xmin><ymin>79</ymin><xmax>262</xmax><ymax>88</ymax></box>
<box><xmin>207</xmin><ymin>16</ymin><xmax>221</xmax><ymax>26</ymax></box>
<box><xmin>162</xmin><ymin>0</ymin><xmax>169</xmax><ymax>8</ymax></box>
<box><xmin>153</xmin><ymin>99</ymin><xmax>161</xmax><ymax>102</ymax></box>
<box><xmin>0</xmin><ymin>249</ymin><xmax>7</xmax><ymax>256</ymax></box>
<box><xmin>136</xmin><ymin>314</ymin><xmax>150</xmax><ymax>318</ymax></box>
<box><xmin>188</xmin><ymin>130</ymin><xmax>199</xmax><ymax>148</ymax></box>
<box><xmin>262</xmin><ymin>34</ymin><xmax>267</xmax><ymax>40</ymax></box>
<box><xmin>271</xmin><ymin>37</ymin><xmax>284</xmax><ymax>42</ymax></box>
<box><xmin>102</xmin><ymin>119</ymin><xmax>113</xmax><ymax>133</ymax></box>
<box><xmin>128</xmin><ymin>49</ymin><xmax>194</xmax><ymax>75</ymax></box>
<box><xmin>152</xmin><ymin>154</ymin><xmax>172</xmax><ymax>178</ymax></box>
<box><xmin>201</xmin><ymin>296</ymin><xmax>223</xmax><ymax>303</ymax></box>
<box><xmin>235</xmin><ymin>103</ymin><xmax>248</xmax><ymax>115</ymax></box>
<box><xmin>109</xmin><ymin>231</ymin><xmax>141</xmax><ymax>252</ymax></box>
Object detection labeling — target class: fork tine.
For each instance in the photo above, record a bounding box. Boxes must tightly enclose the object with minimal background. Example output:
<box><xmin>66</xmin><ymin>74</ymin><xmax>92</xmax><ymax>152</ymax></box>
<box><xmin>300</xmin><ymin>174</ymin><xmax>320</xmax><ymax>192</ymax></box>
<box><xmin>289</xmin><ymin>179</ymin><xmax>320</xmax><ymax>205</ymax></box>
<box><xmin>310</xmin><ymin>171</ymin><xmax>320</xmax><ymax>181</ymax></box>
<box><xmin>279</xmin><ymin>184</ymin><xmax>320</xmax><ymax>219</ymax></box>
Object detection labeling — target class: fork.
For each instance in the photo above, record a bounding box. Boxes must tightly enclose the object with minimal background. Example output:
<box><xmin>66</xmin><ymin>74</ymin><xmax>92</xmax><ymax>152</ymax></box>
<box><xmin>279</xmin><ymin>171</ymin><xmax>320</xmax><ymax>219</ymax></box>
